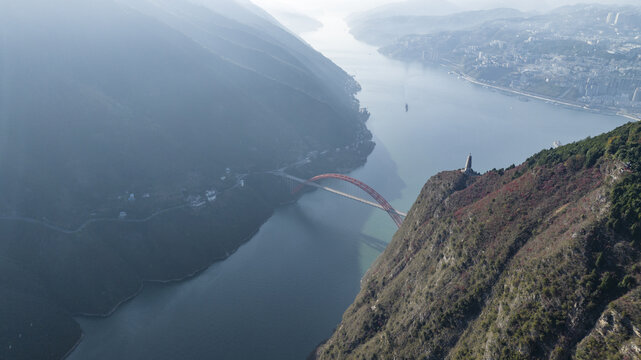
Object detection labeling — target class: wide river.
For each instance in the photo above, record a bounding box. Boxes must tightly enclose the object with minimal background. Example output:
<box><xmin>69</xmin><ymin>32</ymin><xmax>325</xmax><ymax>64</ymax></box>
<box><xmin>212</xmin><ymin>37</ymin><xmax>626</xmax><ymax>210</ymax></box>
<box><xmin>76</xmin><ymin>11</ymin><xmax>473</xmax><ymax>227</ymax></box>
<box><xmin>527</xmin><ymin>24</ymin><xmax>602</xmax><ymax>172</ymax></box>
<box><xmin>69</xmin><ymin>15</ymin><xmax>625</xmax><ymax>360</ymax></box>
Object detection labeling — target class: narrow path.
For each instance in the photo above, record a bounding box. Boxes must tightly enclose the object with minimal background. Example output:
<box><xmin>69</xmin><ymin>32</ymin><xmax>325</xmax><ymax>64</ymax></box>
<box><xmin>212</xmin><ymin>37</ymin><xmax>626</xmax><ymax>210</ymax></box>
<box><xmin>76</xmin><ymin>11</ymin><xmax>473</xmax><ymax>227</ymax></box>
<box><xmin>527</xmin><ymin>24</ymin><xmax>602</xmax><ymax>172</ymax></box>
<box><xmin>0</xmin><ymin>204</ymin><xmax>190</xmax><ymax>235</ymax></box>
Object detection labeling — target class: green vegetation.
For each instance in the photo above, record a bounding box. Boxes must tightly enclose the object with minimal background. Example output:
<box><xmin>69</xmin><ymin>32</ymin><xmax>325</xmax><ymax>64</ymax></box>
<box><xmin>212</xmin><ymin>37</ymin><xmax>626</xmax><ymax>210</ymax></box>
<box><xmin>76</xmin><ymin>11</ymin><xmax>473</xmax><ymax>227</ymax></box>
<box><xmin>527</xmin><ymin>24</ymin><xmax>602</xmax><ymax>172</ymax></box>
<box><xmin>610</xmin><ymin>174</ymin><xmax>641</xmax><ymax>242</ymax></box>
<box><xmin>527</xmin><ymin>122</ymin><xmax>641</xmax><ymax>242</ymax></box>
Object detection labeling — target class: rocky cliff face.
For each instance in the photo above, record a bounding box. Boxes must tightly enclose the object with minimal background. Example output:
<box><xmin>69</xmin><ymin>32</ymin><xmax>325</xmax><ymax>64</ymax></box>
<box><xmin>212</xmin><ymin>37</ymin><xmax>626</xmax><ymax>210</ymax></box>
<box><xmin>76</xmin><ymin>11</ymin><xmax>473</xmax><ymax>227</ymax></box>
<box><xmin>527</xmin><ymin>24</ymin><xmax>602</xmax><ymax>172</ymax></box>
<box><xmin>317</xmin><ymin>122</ymin><xmax>641</xmax><ymax>359</ymax></box>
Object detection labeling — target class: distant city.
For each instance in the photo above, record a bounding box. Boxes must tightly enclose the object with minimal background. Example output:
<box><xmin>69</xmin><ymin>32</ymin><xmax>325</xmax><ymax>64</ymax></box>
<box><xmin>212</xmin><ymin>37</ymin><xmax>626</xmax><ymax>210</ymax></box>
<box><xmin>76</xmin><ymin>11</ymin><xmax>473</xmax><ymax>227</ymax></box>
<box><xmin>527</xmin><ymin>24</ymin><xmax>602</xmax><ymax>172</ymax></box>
<box><xmin>379</xmin><ymin>5</ymin><xmax>641</xmax><ymax>118</ymax></box>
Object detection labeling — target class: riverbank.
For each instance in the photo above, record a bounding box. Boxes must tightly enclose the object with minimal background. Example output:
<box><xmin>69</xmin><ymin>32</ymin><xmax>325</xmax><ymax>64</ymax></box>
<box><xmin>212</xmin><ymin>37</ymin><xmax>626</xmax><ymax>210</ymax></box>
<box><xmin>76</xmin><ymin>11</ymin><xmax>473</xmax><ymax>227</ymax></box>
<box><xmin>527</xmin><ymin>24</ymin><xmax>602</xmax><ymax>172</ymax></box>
<box><xmin>61</xmin><ymin>138</ymin><xmax>375</xmax><ymax>356</ymax></box>
<box><xmin>0</xmin><ymin>130</ymin><xmax>373</xmax><ymax>360</ymax></box>
<box><xmin>450</xmin><ymin>69</ymin><xmax>641</xmax><ymax>122</ymax></box>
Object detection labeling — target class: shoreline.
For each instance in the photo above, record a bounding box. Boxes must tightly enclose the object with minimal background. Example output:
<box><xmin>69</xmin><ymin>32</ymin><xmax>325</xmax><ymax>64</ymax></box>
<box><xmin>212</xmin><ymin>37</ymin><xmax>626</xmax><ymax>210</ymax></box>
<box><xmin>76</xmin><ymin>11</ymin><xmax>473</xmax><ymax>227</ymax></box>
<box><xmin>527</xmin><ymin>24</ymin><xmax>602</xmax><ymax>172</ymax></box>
<box><xmin>68</xmin><ymin>227</ymin><xmax>263</xmax><ymax>320</ymax></box>
<box><xmin>451</xmin><ymin>69</ymin><xmax>641</xmax><ymax>122</ymax></box>
<box><xmin>62</xmin><ymin>143</ymin><xmax>373</xmax><ymax>358</ymax></box>
<box><xmin>62</xmin><ymin>333</ymin><xmax>84</xmax><ymax>360</ymax></box>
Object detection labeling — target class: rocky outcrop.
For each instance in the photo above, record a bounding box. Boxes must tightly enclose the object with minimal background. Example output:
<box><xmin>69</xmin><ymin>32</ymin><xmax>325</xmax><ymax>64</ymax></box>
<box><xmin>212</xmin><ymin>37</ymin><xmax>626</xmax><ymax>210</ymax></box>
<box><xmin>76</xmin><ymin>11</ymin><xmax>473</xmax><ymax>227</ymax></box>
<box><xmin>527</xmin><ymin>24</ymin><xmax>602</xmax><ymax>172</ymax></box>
<box><xmin>575</xmin><ymin>288</ymin><xmax>641</xmax><ymax>359</ymax></box>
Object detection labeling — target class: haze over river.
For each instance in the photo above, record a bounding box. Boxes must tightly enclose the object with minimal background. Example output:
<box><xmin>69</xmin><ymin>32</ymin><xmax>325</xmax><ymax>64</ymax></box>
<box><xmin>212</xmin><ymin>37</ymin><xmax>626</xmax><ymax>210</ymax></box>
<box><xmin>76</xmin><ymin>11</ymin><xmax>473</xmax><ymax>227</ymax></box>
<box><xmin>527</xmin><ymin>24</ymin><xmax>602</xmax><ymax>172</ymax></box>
<box><xmin>69</xmin><ymin>15</ymin><xmax>625</xmax><ymax>360</ymax></box>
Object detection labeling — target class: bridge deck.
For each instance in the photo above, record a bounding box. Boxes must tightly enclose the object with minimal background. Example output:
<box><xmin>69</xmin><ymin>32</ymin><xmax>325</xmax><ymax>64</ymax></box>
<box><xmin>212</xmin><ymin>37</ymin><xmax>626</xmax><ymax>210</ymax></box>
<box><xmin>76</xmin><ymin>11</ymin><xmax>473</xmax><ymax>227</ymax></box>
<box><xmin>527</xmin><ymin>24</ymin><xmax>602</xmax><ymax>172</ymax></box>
<box><xmin>275</xmin><ymin>172</ymin><xmax>407</xmax><ymax>218</ymax></box>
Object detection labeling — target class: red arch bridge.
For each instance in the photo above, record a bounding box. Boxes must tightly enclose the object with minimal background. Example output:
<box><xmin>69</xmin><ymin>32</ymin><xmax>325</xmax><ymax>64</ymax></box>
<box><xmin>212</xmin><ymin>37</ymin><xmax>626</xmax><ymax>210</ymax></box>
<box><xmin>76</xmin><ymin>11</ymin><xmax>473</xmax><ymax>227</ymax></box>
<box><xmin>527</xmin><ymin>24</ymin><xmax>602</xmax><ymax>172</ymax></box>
<box><xmin>272</xmin><ymin>171</ymin><xmax>407</xmax><ymax>228</ymax></box>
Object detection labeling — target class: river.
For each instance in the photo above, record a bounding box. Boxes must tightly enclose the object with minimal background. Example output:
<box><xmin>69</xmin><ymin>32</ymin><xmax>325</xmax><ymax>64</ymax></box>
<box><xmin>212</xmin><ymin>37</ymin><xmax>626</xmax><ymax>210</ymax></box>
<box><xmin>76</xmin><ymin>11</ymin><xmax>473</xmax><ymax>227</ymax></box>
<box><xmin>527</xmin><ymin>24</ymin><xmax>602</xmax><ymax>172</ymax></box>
<box><xmin>68</xmin><ymin>15</ymin><xmax>626</xmax><ymax>360</ymax></box>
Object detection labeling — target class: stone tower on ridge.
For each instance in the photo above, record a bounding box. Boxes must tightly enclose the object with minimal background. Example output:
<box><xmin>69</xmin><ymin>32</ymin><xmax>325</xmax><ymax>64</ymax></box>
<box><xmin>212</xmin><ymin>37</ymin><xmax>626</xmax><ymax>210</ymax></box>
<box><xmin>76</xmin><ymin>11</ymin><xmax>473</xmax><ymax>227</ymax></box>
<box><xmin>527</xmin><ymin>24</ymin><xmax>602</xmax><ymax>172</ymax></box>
<box><xmin>463</xmin><ymin>153</ymin><xmax>473</xmax><ymax>174</ymax></box>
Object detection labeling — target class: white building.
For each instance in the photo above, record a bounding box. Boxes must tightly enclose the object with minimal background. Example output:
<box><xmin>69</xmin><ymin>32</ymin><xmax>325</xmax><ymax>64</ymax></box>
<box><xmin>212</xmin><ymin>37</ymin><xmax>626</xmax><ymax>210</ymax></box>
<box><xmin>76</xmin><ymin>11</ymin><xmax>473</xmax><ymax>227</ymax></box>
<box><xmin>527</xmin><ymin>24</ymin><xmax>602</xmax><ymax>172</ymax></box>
<box><xmin>189</xmin><ymin>195</ymin><xmax>206</xmax><ymax>208</ymax></box>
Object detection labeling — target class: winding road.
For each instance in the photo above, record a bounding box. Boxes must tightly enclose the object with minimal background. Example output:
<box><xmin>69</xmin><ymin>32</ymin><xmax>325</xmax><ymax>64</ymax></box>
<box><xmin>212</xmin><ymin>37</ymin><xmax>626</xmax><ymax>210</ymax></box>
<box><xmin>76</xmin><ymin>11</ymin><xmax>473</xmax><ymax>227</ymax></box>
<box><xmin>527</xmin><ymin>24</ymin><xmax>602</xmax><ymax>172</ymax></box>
<box><xmin>0</xmin><ymin>204</ymin><xmax>190</xmax><ymax>235</ymax></box>
<box><xmin>451</xmin><ymin>69</ymin><xmax>641</xmax><ymax>122</ymax></box>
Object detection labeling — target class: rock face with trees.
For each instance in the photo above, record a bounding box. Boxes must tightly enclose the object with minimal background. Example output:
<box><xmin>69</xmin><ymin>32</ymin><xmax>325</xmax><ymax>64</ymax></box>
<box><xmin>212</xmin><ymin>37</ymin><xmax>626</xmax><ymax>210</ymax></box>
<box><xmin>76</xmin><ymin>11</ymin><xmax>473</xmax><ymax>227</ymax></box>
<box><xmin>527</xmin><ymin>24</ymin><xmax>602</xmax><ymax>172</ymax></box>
<box><xmin>316</xmin><ymin>122</ymin><xmax>641</xmax><ymax>360</ymax></box>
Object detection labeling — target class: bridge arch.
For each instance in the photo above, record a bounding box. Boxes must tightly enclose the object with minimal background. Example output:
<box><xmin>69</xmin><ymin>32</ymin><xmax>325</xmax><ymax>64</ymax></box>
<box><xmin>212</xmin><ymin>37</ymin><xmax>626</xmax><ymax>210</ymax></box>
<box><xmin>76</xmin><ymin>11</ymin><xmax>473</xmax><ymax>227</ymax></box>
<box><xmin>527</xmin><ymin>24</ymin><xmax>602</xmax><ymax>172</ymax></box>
<box><xmin>293</xmin><ymin>173</ymin><xmax>404</xmax><ymax>228</ymax></box>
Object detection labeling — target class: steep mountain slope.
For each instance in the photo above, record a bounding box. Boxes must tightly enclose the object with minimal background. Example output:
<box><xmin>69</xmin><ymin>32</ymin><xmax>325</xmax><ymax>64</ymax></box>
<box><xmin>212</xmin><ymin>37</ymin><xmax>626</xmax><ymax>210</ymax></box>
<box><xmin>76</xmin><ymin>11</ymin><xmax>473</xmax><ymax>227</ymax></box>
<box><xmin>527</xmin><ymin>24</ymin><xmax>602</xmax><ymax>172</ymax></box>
<box><xmin>0</xmin><ymin>0</ymin><xmax>369</xmax><ymax>223</ymax></box>
<box><xmin>316</xmin><ymin>122</ymin><xmax>641</xmax><ymax>359</ymax></box>
<box><xmin>0</xmin><ymin>1</ymin><xmax>372</xmax><ymax>359</ymax></box>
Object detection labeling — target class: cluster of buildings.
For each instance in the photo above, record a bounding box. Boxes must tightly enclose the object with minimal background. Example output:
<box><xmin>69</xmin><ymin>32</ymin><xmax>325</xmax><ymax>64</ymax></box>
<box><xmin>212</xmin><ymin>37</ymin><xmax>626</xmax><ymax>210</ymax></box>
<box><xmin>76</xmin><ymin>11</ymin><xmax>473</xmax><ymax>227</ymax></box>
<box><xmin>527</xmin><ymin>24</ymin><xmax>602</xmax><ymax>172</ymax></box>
<box><xmin>387</xmin><ymin>6</ymin><xmax>641</xmax><ymax>116</ymax></box>
<box><xmin>457</xmin><ymin>28</ymin><xmax>640</xmax><ymax>112</ymax></box>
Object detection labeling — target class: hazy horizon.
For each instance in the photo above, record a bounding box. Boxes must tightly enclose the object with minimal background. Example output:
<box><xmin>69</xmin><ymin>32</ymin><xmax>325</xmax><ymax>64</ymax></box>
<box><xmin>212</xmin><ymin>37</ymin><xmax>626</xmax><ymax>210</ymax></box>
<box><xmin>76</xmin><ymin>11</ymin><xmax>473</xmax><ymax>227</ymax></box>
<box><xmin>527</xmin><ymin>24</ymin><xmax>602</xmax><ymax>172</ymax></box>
<box><xmin>252</xmin><ymin>0</ymin><xmax>641</xmax><ymax>18</ymax></box>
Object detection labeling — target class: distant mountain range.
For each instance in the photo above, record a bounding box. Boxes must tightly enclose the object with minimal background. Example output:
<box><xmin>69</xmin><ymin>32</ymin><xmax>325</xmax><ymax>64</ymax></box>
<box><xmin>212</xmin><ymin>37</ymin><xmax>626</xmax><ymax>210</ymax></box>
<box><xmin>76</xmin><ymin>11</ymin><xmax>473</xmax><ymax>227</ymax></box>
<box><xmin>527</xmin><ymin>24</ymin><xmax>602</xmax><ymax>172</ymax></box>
<box><xmin>0</xmin><ymin>0</ymin><xmax>372</xmax><ymax>358</ymax></box>
<box><xmin>349</xmin><ymin>7</ymin><xmax>523</xmax><ymax>47</ymax></box>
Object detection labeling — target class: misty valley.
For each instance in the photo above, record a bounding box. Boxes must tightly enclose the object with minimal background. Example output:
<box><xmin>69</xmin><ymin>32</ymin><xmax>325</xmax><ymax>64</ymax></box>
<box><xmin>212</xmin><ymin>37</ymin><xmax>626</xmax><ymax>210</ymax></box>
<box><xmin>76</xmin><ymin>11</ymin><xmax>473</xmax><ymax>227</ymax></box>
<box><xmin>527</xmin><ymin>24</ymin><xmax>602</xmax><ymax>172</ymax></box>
<box><xmin>1</xmin><ymin>1</ymin><xmax>640</xmax><ymax>360</ymax></box>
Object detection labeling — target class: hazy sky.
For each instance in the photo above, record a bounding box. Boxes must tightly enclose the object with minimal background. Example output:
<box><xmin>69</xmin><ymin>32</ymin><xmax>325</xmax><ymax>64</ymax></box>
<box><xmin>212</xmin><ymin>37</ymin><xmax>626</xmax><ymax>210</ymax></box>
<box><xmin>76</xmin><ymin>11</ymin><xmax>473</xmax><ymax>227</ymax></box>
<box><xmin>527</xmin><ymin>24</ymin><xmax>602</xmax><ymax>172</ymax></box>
<box><xmin>252</xmin><ymin>0</ymin><xmax>639</xmax><ymax>17</ymax></box>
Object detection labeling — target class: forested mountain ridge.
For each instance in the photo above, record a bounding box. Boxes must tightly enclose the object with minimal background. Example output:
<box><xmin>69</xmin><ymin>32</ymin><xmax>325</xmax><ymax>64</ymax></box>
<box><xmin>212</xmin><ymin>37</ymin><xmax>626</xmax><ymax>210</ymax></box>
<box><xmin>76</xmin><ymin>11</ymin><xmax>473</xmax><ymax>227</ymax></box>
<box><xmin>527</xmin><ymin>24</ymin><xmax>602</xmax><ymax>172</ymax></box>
<box><xmin>316</xmin><ymin>122</ymin><xmax>641</xmax><ymax>359</ymax></box>
<box><xmin>0</xmin><ymin>1</ymin><xmax>372</xmax><ymax>359</ymax></box>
